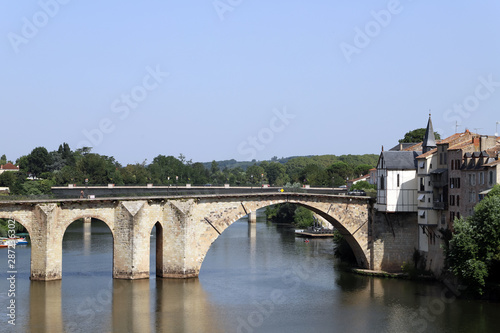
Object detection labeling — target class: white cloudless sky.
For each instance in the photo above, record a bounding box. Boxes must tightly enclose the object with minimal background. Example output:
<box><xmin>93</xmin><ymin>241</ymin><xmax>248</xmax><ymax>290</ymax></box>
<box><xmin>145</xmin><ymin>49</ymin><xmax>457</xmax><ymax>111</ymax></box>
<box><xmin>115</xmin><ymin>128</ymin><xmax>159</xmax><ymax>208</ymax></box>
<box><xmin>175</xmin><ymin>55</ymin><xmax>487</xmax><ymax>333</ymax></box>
<box><xmin>1</xmin><ymin>0</ymin><xmax>499</xmax><ymax>165</ymax></box>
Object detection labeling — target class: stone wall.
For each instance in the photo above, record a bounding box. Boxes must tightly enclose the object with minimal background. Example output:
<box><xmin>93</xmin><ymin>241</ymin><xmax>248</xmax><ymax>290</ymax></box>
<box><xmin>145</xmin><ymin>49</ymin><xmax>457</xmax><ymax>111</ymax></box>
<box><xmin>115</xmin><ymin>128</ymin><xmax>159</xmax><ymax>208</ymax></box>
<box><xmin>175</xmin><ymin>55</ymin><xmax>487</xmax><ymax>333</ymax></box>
<box><xmin>371</xmin><ymin>210</ymin><xmax>419</xmax><ymax>271</ymax></box>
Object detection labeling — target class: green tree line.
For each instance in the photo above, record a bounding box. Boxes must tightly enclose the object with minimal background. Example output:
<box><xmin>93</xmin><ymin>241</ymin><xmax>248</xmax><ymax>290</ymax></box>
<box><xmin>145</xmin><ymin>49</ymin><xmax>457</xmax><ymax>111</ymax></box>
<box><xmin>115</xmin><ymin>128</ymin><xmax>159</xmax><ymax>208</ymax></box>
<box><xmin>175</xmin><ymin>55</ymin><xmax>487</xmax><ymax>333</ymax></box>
<box><xmin>0</xmin><ymin>143</ymin><xmax>378</xmax><ymax>196</ymax></box>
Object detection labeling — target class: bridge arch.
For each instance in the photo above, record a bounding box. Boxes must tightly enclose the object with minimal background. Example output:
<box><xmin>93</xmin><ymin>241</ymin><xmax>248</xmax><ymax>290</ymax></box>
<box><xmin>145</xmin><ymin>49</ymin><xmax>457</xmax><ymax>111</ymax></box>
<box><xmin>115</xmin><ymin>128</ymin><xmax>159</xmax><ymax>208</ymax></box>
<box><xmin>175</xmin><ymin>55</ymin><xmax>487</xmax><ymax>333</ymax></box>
<box><xmin>196</xmin><ymin>197</ymin><xmax>370</xmax><ymax>274</ymax></box>
<box><xmin>0</xmin><ymin>214</ymin><xmax>32</xmax><ymax>236</ymax></box>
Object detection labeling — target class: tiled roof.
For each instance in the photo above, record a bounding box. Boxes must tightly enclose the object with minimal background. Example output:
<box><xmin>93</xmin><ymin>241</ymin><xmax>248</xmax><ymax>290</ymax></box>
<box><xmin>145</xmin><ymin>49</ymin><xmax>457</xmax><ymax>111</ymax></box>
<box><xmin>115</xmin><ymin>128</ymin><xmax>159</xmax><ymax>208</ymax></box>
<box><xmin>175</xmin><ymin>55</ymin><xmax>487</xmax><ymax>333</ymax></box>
<box><xmin>448</xmin><ymin>141</ymin><xmax>474</xmax><ymax>151</ymax></box>
<box><xmin>416</xmin><ymin>148</ymin><xmax>437</xmax><ymax>159</ymax></box>
<box><xmin>0</xmin><ymin>163</ymin><xmax>19</xmax><ymax>170</ymax></box>
<box><xmin>389</xmin><ymin>143</ymin><xmax>420</xmax><ymax>151</ymax></box>
<box><xmin>484</xmin><ymin>160</ymin><xmax>500</xmax><ymax>167</ymax></box>
<box><xmin>350</xmin><ymin>174</ymin><xmax>370</xmax><ymax>182</ymax></box>
<box><xmin>403</xmin><ymin>143</ymin><xmax>423</xmax><ymax>151</ymax></box>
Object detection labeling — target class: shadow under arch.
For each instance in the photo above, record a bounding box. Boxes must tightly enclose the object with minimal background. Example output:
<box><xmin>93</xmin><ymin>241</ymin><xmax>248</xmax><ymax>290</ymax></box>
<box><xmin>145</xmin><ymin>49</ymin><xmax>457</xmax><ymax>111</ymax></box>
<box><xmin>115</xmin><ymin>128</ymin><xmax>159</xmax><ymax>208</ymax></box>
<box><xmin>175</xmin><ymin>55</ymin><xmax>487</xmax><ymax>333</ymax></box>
<box><xmin>61</xmin><ymin>217</ymin><xmax>114</xmax><ymax>277</ymax></box>
<box><xmin>199</xmin><ymin>200</ymin><xmax>369</xmax><ymax>273</ymax></box>
<box><xmin>150</xmin><ymin>221</ymin><xmax>164</xmax><ymax>277</ymax></box>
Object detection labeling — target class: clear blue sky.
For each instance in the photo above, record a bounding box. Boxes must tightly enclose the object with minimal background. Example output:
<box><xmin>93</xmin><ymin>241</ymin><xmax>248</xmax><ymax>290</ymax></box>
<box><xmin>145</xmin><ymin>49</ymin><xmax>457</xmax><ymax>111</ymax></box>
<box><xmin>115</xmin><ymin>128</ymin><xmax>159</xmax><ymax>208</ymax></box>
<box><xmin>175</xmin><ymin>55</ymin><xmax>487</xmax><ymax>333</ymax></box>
<box><xmin>1</xmin><ymin>1</ymin><xmax>499</xmax><ymax>165</ymax></box>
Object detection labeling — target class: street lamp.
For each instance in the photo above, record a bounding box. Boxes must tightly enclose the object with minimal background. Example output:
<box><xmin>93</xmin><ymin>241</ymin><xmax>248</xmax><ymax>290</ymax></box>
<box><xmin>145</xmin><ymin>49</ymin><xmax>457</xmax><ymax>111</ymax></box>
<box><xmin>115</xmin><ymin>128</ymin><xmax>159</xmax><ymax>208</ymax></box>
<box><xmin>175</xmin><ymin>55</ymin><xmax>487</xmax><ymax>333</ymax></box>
<box><xmin>85</xmin><ymin>178</ymin><xmax>88</xmax><ymax>199</ymax></box>
<box><xmin>496</xmin><ymin>121</ymin><xmax>499</xmax><ymax>136</ymax></box>
<box><xmin>250</xmin><ymin>175</ymin><xmax>253</xmax><ymax>190</ymax></box>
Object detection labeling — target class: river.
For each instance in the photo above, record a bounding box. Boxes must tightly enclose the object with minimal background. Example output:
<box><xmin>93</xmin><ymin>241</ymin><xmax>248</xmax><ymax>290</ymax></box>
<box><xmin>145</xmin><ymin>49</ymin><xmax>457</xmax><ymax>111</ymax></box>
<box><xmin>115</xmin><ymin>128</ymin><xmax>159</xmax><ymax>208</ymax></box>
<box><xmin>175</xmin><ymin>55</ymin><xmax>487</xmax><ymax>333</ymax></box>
<box><xmin>1</xmin><ymin>212</ymin><xmax>499</xmax><ymax>333</ymax></box>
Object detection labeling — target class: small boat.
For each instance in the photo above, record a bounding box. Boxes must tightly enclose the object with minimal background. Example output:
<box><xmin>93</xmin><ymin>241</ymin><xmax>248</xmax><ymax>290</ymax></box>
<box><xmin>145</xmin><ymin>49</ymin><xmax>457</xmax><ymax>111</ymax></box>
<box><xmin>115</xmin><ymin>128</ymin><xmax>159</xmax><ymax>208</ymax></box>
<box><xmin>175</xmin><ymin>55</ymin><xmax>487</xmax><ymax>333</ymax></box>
<box><xmin>16</xmin><ymin>237</ymin><xmax>28</xmax><ymax>245</ymax></box>
<box><xmin>0</xmin><ymin>237</ymin><xmax>28</xmax><ymax>246</ymax></box>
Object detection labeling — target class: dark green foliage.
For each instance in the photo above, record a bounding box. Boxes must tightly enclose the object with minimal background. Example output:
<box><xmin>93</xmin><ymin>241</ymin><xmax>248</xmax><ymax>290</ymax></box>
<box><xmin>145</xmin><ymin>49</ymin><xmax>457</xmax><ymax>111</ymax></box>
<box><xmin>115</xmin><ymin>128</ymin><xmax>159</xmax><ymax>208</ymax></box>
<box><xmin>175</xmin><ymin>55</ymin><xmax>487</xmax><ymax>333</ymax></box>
<box><xmin>26</xmin><ymin>147</ymin><xmax>53</xmax><ymax>177</ymax></box>
<box><xmin>445</xmin><ymin>185</ymin><xmax>500</xmax><ymax>295</ymax></box>
<box><xmin>265</xmin><ymin>203</ymin><xmax>315</xmax><ymax>228</ymax></box>
<box><xmin>0</xmin><ymin>219</ymin><xmax>26</xmax><ymax>237</ymax></box>
<box><xmin>350</xmin><ymin>181</ymin><xmax>376</xmax><ymax>191</ymax></box>
<box><xmin>293</xmin><ymin>206</ymin><xmax>315</xmax><ymax>229</ymax></box>
<box><xmin>399</xmin><ymin>128</ymin><xmax>441</xmax><ymax>143</ymax></box>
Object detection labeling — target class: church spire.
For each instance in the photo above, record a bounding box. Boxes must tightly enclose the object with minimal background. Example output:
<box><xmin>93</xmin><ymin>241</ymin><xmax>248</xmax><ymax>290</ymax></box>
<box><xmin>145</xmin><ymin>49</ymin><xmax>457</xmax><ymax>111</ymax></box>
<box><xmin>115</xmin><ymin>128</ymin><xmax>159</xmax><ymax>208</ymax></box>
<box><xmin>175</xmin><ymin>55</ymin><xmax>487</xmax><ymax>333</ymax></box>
<box><xmin>423</xmin><ymin>112</ymin><xmax>436</xmax><ymax>153</ymax></box>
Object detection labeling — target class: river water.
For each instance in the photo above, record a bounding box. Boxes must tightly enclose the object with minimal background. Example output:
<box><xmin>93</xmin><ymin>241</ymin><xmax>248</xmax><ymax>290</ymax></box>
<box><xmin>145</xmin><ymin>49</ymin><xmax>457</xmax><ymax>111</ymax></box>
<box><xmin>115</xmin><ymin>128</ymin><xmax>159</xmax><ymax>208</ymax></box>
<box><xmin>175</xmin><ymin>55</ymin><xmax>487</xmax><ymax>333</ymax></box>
<box><xmin>1</xmin><ymin>213</ymin><xmax>500</xmax><ymax>333</ymax></box>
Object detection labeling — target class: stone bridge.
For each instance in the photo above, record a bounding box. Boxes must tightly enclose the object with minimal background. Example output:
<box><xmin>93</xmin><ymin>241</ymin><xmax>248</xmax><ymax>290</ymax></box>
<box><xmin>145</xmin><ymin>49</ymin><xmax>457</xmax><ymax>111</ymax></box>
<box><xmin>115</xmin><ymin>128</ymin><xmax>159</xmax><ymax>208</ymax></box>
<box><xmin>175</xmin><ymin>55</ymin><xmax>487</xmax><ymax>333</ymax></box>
<box><xmin>0</xmin><ymin>193</ymin><xmax>417</xmax><ymax>280</ymax></box>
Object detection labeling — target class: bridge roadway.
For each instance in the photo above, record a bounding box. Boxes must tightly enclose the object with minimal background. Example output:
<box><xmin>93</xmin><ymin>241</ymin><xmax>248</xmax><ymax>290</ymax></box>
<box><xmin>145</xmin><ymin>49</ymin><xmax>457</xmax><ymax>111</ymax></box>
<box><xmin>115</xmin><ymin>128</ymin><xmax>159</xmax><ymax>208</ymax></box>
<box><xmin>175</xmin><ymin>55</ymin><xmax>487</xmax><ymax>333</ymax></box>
<box><xmin>50</xmin><ymin>185</ymin><xmax>348</xmax><ymax>199</ymax></box>
<box><xmin>0</xmin><ymin>191</ymin><xmax>416</xmax><ymax>281</ymax></box>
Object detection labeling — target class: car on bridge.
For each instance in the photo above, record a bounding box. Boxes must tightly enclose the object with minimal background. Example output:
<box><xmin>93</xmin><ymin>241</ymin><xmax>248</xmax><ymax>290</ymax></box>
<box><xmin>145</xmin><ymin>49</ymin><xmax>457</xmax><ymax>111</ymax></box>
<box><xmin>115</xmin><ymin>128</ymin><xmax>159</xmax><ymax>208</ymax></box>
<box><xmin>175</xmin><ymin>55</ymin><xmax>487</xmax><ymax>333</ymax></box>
<box><xmin>347</xmin><ymin>189</ymin><xmax>366</xmax><ymax>196</ymax></box>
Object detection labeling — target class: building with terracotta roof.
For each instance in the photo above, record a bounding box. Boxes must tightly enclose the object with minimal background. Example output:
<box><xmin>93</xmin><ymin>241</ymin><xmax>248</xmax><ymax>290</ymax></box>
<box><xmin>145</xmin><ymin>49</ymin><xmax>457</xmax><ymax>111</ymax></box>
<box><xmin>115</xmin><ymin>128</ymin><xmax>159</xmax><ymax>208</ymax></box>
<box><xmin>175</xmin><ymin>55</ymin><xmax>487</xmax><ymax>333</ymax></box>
<box><xmin>376</xmin><ymin>114</ymin><xmax>500</xmax><ymax>275</ymax></box>
<box><xmin>0</xmin><ymin>162</ymin><xmax>19</xmax><ymax>175</ymax></box>
<box><xmin>347</xmin><ymin>174</ymin><xmax>370</xmax><ymax>188</ymax></box>
<box><xmin>448</xmin><ymin>136</ymin><xmax>500</xmax><ymax>229</ymax></box>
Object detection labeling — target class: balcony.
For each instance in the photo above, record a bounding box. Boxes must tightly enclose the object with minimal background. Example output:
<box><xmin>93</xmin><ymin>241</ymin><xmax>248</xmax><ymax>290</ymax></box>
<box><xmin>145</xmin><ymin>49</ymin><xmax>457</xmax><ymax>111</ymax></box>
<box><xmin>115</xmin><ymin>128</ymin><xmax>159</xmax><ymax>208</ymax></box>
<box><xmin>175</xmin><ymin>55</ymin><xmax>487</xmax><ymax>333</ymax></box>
<box><xmin>431</xmin><ymin>169</ymin><xmax>448</xmax><ymax>188</ymax></box>
<box><xmin>433</xmin><ymin>201</ymin><xmax>448</xmax><ymax>210</ymax></box>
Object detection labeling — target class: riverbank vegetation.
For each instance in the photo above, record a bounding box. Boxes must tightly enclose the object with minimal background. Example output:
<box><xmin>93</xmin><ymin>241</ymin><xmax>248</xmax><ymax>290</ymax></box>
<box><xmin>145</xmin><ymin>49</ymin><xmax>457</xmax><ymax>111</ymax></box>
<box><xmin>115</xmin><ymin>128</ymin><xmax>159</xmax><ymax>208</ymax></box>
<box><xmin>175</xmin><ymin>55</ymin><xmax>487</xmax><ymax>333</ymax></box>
<box><xmin>0</xmin><ymin>143</ymin><xmax>378</xmax><ymax>196</ymax></box>
<box><xmin>264</xmin><ymin>203</ymin><xmax>315</xmax><ymax>229</ymax></box>
<box><xmin>0</xmin><ymin>218</ymin><xmax>26</xmax><ymax>237</ymax></box>
<box><xmin>444</xmin><ymin>185</ymin><xmax>500</xmax><ymax>296</ymax></box>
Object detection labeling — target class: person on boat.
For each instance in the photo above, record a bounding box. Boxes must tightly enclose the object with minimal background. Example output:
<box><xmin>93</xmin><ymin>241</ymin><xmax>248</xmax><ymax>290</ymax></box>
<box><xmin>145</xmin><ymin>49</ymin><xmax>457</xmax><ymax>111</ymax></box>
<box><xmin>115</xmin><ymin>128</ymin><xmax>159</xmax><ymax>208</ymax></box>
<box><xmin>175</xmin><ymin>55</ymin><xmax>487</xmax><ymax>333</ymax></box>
<box><xmin>80</xmin><ymin>190</ymin><xmax>85</xmax><ymax>198</ymax></box>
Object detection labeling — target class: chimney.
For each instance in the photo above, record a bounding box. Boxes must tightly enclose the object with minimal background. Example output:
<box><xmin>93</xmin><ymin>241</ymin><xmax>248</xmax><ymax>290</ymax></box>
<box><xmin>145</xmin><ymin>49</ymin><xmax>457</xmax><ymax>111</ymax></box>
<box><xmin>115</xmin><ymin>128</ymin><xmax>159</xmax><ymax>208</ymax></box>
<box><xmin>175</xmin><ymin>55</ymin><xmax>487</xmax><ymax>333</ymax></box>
<box><xmin>473</xmin><ymin>137</ymin><xmax>480</xmax><ymax>151</ymax></box>
<box><xmin>480</xmin><ymin>136</ymin><xmax>488</xmax><ymax>151</ymax></box>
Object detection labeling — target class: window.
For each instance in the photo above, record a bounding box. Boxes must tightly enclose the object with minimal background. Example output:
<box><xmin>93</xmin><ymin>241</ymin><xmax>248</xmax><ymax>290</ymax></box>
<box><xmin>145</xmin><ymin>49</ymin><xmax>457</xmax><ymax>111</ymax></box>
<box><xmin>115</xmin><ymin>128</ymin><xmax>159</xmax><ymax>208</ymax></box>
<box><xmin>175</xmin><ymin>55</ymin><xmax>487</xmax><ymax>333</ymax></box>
<box><xmin>420</xmin><ymin>177</ymin><xmax>425</xmax><ymax>191</ymax></box>
<box><xmin>457</xmin><ymin>212</ymin><xmax>460</xmax><ymax>219</ymax></box>
<box><xmin>450</xmin><ymin>211</ymin><xmax>455</xmax><ymax>222</ymax></box>
<box><xmin>444</xmin><ymin>153</ymin><xmax>447</xmax><ymax>164</ymax></box>
<box><xmin>469</xmin><ymin>191</ymin><xmax>476</xmax><ymax>203</ymax></box>
<box><xmin>418</xmin><ymin>194</ymin><xmax>425</xmax><ymax>202</ymax></box>
<box><xmin>419</xmin><ymin>210</ymin><xmax>425</xmax><ymax>218</ymax></box>
<box><xmin>479</xmin><ymin>172</ymin><xmax>484</xmax><ymax>185</ymax></box>
<box><xmin>489</xmin><ymin>171</ymin><xmax>494</xmax><ymax>185</ymax></box>
<box><xmin>450</xmin><ymin>195</ymin><xmax>455</xmax><ymax>206</ymax></box>
<box><xmin>457</xmin><ymin>195</ymin><xmax>460</xmax><ymax>207</ymax></box>
<box><xmin>380</xmin><ymin>175</ymin><xmax>385</xmax><ymax>190</ymax></box>
<box><xmin>419</xmin><ymin>161</ymin><xmax>425</xmax><ymax>168</ymax></box>
<box><xmin>469</xmin><ymin>174</ymin><xmax>476</xmax><ymax>186</ymax></box>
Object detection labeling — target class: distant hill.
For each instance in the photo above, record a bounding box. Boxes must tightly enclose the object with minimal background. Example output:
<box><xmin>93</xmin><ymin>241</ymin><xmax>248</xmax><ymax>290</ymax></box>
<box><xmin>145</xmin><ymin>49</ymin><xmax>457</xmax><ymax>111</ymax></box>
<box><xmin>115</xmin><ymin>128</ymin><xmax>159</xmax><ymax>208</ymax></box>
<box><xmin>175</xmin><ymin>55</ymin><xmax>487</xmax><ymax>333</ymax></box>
<box><xmin>203</xmin><ymin>154</ymin><xmax>379</xmax><ymax>171</ymax></box>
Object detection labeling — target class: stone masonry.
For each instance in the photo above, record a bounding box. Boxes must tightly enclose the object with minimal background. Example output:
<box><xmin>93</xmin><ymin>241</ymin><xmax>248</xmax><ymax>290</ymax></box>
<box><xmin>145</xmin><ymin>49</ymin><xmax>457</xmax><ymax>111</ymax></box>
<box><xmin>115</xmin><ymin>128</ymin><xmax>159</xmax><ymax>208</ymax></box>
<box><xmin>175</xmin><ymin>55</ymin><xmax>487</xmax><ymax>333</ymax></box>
<box><xmin>0</xmin><ymin>193</ymin><xmax>418</xmax><ymax>280</ymax></box>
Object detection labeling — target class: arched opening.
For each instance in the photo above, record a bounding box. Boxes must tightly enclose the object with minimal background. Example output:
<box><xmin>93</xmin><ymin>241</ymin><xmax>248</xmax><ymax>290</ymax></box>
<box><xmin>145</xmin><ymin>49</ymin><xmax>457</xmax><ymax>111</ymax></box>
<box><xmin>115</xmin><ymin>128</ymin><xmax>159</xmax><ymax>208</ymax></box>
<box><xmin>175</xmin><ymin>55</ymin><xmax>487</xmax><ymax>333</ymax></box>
<box><xmin>200</xmin><ymin>201</ymin><xmax>368</xmax><ymax>277</ymax></box>
<box><xmin>0</xmin><ymin>217</ymin><xmax>31</xmax><ymax>278</ymax></box>
<box><xmin>62</xmin><ymin>217</ymin><xmax>114</xmax><ymax>277</ymax></box>
<box><xmin>150</xmin><ymin>221</ymin><xmax>163</xmax><ymax>277</ymax></box>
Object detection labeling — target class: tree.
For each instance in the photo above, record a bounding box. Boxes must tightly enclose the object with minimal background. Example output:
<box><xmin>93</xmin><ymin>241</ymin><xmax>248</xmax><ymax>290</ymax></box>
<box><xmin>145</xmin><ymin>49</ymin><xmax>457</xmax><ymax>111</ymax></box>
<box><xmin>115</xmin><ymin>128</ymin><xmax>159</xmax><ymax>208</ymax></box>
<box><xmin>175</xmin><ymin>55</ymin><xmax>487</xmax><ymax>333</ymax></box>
<box><xmin>76</xmin><ymin>154</ymin><xmax>119</xmax><ymax>185</ymax></box>
<box><xmin>189</xmin><ymin>162</ymin><xmax>210</xmax><ymax>184</ymax></box>
<box><xmin>399</xmin><ymin>128</ymin><xmax>441</xmax><ymax>143</ymax></box>
<box><xmin>120</xmin><ymin>164</ymin><xmax>150</xmax><ymax>185</ymax></box>
<box><xmin>148</xmin><ymin>155</ymin><xmax>185</xmax><ymax>184</ymax></box>
<box><xmin>210</xmin><ymin>160</ymin><xmax>219</xmax><ymax>175</ymax></box>
<box><xmin>445</xmin><ymin>185</ymin><xmax>500</xmax><ymax>295</ymax></box>
<box><xmin>246</xmin><ymin>164</ymin><xmax>265</xmax><ymax>185</ymax></box>
<box><xmin>262</xmin><ymin>162</ymin><xmax>288</xmax><ymax>186</ymax></box>
<box><xmin>327</xmin><ymin>161</ymin><xmax>351</xmax><ymax>186</ymax></box>
<box><xmin>0</xmin><ymin>154</ymin><xmax>6</xmax><ymax>165</ymax></box>
<box><xmin>350</xmin><ymin>181</ymin><xmax>376</xmax><ymax>191</ymax></box>
<box><xmin>26</xmin><ymin>147</ymin><xmax>52</xmax><ymax>178</ymax></box>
